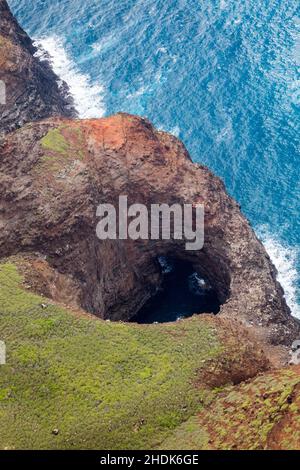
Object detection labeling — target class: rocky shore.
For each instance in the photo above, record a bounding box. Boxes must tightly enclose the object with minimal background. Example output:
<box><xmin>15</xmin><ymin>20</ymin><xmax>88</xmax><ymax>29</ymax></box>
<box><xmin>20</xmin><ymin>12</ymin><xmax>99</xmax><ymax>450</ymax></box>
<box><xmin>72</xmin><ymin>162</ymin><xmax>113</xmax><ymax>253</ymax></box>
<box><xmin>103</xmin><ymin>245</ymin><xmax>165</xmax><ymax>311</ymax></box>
<box><xmin>0</xmin><ymin>0</ymin><xmax>76</xmax><ymax>136</ymax></box>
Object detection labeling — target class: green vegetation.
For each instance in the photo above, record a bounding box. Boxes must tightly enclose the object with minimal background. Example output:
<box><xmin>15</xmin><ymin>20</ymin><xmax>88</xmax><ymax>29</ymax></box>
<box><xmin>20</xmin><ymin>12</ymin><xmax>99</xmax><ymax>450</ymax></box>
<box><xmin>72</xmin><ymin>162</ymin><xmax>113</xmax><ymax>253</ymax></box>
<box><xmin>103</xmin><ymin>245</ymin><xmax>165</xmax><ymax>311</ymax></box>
<box><xmin>37</xmin><ymin>126</ymin><xmax>85</xmax><ymax>174</ymax></box>
<box><xmin>1</xmin><ymin>262</ymin><xmax>296</xmax><ymax>449</ymax></box>
<box><xmin>41</xmin><ymin>128</ymin><xmax>71</xmax><ymax>155</ymax></box>
<box><xmin>0</xmin><ymin>262</ymin><xmax>224</xmax><ymax>450</ymax></box>
<box><xmin>161</xmin><ymin>368</ymin><xmax>300</xmax><ymax>450</ymax></box>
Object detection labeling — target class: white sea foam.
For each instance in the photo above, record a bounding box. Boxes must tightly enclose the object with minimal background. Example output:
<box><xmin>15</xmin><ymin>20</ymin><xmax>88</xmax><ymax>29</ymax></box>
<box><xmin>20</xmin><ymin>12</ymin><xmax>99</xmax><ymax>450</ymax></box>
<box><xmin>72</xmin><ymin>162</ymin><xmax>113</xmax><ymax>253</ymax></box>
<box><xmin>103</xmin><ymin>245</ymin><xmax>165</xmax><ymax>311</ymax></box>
<box><xmin>127</xmin><ymin>86</ymin><xmax>147</xmax><ymax>99</ymax></box>
<box><xmin>157</xmin><ymin>124</ymin><xmax>181</xmax><ymax>138</ymax></box>
<box><xmin>257</xmin><ymin>226</ymin><xmax>300</xmax><ymax>319</ymax></box>
<box><xmin>33</xmin><ymin>35</ymin><xmax>105</xmax><ymax>118</ymax></box>
<box><xmin>169</xmin><ymin>126</ymin><xmax>181</xmax><ymax>137</ymax></box>
<box><xmin>91</xmin><ymin>42</ymin><xmax>102</xmax><ymax>53</ymax></box>
<box><xmin>219</xmin><ymin>0</ymin><xmax>227</xmax><ymax>10</ymax></box>
<box><xmin>158</xmin><ymin>256</ymin><xmax>173</xmax><ymax>274</ymax></box>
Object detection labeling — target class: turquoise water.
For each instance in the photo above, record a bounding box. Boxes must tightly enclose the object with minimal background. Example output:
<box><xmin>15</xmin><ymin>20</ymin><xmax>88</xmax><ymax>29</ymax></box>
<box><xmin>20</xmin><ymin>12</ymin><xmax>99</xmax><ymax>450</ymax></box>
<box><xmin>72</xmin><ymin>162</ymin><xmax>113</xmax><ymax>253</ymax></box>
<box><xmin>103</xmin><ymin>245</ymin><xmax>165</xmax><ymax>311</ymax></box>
<box><xmin>7</xmin><ymin>0</ymin><xmax>300</xmax><ymax>316</ymax></box>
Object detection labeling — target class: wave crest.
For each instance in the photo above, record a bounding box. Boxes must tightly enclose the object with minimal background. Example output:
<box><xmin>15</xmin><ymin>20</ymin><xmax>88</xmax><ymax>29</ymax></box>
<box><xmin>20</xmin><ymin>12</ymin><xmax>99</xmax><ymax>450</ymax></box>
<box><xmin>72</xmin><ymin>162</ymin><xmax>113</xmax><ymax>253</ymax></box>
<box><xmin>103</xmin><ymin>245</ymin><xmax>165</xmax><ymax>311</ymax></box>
<box><xmin>257</xmin><ymin>226</ymin><xmax>300</xmax><ymax>319</ymax></box>
<box><xmin>34</xmin><ymin>35</ymin><xmax>105</xmax><ymax>119</ymax></box>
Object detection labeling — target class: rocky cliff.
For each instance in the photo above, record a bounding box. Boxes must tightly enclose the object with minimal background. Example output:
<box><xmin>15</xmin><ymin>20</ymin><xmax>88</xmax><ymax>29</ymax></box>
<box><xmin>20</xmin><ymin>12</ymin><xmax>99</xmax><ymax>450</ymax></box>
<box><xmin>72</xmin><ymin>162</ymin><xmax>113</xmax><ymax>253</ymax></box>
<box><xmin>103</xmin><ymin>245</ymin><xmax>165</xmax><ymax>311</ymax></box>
<box><xmin>0</xmin><ymin>1</ymin><xmax>299</xmax><ymax>346</ymax></box>
<box><xmin>0</xmin><ymin>0</ymin><xmax>76</xmax><ymax>135</ymax></box>
<box><xmin>0</xmin><ymin>114</ymin><xmax>299</xmax><ymax>344</ymax></box>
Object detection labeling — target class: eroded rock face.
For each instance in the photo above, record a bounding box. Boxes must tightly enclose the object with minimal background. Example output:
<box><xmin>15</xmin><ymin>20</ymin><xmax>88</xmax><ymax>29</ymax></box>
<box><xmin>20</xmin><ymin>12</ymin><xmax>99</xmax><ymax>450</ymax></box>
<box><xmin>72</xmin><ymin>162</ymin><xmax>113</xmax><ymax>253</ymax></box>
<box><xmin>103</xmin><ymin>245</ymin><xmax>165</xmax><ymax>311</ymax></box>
<box><xmin>0</xmin><ymin>114</ymin><xmax>298</xmax><ymax>345</ymax></box>
<box><xmin>0</xmin><ymin>0</ymin><xmax>76</xmax><ymax>135</ymax></box>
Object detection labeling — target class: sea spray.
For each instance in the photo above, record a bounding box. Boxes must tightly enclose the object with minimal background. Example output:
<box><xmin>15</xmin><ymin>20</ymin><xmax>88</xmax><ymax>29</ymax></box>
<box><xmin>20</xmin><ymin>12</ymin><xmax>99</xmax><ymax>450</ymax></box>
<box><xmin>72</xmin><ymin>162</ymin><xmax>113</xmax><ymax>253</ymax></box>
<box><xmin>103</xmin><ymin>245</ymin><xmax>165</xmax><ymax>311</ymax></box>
<box><xmin>33</xmin><ymin>35</ymin><xmax>105</xmax><ymax>119</ymax></box>
<box><xmin>258</xmin><ymin>226</ymin><xmax>300</xmax><ymax>319</ymax></box>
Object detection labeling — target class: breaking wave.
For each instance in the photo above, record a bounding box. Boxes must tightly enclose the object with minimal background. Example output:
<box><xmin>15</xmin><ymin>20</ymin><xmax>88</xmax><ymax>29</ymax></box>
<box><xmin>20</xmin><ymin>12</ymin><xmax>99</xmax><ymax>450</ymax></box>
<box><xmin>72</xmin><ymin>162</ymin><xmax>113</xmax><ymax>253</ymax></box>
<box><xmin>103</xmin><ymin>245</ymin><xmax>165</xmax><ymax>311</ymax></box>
<box><xmin>34</xmin><ymin>35</ymin><xmax>105</xmax><ymax>119</ymax></box>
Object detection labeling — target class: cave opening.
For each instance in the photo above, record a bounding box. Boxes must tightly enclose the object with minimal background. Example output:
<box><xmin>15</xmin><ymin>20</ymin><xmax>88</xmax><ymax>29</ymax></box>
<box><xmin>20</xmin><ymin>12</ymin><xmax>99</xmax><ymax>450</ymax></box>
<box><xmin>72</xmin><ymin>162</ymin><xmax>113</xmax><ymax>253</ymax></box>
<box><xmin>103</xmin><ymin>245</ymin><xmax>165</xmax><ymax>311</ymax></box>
<box><xmin>130</xmin><ymin>257</ymin><xmax>221</xmax><ymax>324</ymax></box>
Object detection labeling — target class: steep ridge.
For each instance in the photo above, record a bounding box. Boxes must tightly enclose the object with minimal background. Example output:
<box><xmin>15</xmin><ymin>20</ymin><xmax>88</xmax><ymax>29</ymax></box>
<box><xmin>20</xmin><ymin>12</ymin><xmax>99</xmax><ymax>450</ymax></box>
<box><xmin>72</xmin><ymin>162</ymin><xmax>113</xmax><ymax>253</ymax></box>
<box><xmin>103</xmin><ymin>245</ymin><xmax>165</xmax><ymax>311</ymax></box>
<box><xmin>0</xmin><ymin>0</ymin><xmax>76</xmax><ymax>135</ymax></box>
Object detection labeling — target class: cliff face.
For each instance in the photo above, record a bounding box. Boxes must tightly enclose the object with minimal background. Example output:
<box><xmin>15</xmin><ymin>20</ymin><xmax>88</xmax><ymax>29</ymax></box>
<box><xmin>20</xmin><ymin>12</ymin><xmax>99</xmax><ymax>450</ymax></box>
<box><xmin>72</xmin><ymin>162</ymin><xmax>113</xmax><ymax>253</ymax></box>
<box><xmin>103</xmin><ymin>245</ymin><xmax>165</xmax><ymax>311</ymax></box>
<box><xmin>0</xmin><ymin>1</ymin><xmax>298</xmax><ymax>344</ymax></box>
<box><xmin>0</xmin><ymin>0</ymin><xmax>76</xmax><ymax>135</ymax></box>
<box><xmin>0</xmin><ymin>114</ymin><xmax>298</xmax><ymax>345</ymax></box>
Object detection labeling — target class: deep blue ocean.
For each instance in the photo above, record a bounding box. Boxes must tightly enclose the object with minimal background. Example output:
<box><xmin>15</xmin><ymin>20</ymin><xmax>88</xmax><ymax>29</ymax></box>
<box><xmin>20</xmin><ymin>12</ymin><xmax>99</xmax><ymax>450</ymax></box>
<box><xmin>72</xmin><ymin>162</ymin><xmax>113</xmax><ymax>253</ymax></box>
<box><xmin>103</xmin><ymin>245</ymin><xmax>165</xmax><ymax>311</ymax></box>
<box><xmin>8</xmin><ymin>0</ymin><xmax>300</xmax><ymax>316</ymax></box>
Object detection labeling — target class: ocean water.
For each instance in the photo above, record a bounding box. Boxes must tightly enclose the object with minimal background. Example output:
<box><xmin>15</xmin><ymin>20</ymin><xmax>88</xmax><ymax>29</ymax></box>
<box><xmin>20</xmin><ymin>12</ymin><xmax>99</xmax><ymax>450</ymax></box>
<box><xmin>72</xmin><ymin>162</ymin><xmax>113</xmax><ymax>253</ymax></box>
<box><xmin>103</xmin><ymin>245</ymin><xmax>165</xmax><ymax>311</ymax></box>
<box><xmin>131</xmin><ymin>259</ymin><xmax>220</xmax><ymax>324</ymax></box>
<box><xmin>7</xmin><ymin>0</ymin><xmax>300</xmax><ymax>317</ymax></box>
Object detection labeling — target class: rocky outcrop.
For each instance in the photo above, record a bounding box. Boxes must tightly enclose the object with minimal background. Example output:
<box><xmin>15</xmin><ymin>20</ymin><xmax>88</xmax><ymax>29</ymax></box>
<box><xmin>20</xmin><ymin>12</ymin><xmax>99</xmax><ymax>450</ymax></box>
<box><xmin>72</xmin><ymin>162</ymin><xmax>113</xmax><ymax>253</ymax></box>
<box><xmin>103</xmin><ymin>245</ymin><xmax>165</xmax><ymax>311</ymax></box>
<box><xmin>0</xmin><ymin>0</ymin><xmax>76</xmax><ymax>135</ymax></box>
<box><xmin>0</xmin><ymin>114</ymin><xmax>299</xmax><ymax>345</ymax></box>
<box><xmin>0</xmin><ymin>1</ymin><xmax>298</xmax><ymax>348</ymax></box>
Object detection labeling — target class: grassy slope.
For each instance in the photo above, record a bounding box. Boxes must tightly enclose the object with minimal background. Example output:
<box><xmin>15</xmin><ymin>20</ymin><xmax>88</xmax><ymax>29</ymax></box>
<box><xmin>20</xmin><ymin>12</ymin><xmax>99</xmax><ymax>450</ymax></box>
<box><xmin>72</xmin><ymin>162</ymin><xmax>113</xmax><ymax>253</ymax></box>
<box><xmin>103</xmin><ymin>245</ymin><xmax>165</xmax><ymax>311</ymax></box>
<box><xmin>3</xmin><ymin>261</ymin><xmax>290</xmax><ymax>450</ymax></box>
<box><xmin>161</xmin><ymin>368</ymin><xmax>300</xmax><ymax>450</ymax></box>
<box><xmin>0</xmin><ymin>262</ymin><xmax>226</xmax><ymax>450</ymax></box>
